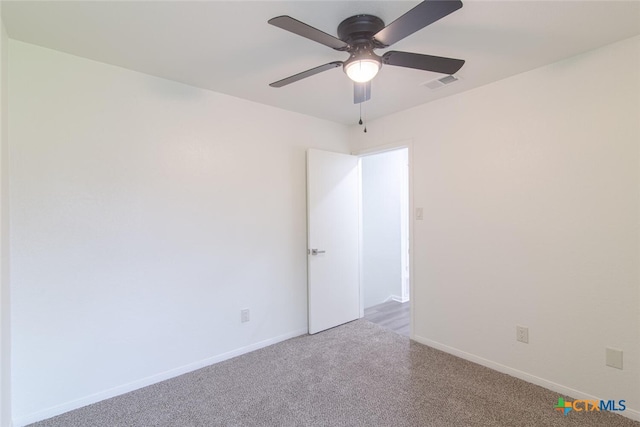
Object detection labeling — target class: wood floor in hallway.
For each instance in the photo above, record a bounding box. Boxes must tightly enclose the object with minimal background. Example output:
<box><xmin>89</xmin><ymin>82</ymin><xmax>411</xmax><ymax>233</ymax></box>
<box><xmin>363</xmin><ymin>300</ymin><xmax>410</xmax><ymax>337</ymax></box>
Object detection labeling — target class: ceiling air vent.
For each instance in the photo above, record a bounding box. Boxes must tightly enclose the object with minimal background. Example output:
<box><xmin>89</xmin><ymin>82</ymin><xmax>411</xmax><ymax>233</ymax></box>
<box><xmin>423</xmin><ymin>75</ymin><xmax>460</xmax><ymax>90</ymax></box>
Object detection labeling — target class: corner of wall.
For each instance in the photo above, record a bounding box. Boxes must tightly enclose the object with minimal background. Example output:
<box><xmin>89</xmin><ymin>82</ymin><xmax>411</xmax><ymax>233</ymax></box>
<box><xmin>0</xmin><ymin>5</ymin><xmax>12</xmax><ymax>426</ymax></box>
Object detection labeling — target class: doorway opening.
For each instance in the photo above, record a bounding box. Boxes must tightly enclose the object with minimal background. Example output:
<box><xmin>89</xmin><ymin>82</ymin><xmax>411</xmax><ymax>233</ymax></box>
<box><xmin>359</xmin><ymin>147</ymin><xmax>410</xmax><ymax>337</ymax></box>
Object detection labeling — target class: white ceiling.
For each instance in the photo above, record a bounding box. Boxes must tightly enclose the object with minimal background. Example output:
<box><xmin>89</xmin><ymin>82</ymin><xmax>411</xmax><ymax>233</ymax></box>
<box><xmin>3</xmin><ymin>1</ymin><xmax>640</xmax><ymax>125</ymax></box>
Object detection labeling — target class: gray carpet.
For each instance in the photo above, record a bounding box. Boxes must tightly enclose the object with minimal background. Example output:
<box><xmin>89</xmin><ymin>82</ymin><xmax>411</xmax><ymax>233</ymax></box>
<box><xmin>32</xmin><ymin>320</ymin><xmax>638</xmax><ymax>426</ymax></box>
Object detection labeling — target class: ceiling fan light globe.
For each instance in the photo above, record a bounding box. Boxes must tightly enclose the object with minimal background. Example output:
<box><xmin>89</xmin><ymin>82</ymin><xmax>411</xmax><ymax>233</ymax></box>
<box><xmin>345</xmin><ymin>59</ymin><xmax>380</xmax><ymax>83</ymax></box>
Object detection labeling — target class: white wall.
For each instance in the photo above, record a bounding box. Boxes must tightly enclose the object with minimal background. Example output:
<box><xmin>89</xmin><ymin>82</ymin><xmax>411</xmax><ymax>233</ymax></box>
<box><xmin>9</xmin><ymin>41</ymin><xmax>349</xmax><ymax>425</ymax></box>
<box><xmin>351</xmin><ymin>35</ymin><xmax>640</xmax><ymax>417</ymax></box>
<box><xmin>361</xmin><ymin>149</ymin><xmax>404</xmax><ymax>308</ymax></box>
<box><xmin>0</xmin><ymin>5</ymin><xmax>11</xmax><ymax>427</ymax></box>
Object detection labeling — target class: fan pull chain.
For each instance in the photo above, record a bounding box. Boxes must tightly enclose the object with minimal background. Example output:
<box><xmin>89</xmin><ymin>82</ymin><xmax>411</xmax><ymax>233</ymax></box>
<box><xmin>363</xmin><ymin>102</ymin><xmax>367</xmax><ymax>133</ymax></box>
<box><xmin>358</xmin><ymin>103</ymin><xmax>363</xmax><ymax>125</ymax></box>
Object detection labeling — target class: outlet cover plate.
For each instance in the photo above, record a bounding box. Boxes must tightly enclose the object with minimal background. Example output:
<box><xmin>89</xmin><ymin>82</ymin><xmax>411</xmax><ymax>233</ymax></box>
<box><xmin>516</xmin><ymin>325</ymin><xmax>529</xmax><ymax>344</ymax></box>
<box><xmin>606</xmin><ymin>347</ymin><xmax>623</xmax><ymax>369</ymax></box>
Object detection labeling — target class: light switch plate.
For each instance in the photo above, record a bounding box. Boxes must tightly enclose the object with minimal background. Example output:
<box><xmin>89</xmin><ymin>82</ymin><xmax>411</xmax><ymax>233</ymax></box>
<box><xmin>416</xmin><ymin>208</ymin><xmax>424</xmax><ymax>220</ymax></box>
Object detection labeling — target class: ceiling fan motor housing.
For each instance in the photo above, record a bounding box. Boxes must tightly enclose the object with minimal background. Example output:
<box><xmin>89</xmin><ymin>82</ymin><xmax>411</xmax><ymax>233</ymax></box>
<box><xmin>337</xmin><ymin>15</ymin><xmax>386</xmax><ymax>47</ymax></box>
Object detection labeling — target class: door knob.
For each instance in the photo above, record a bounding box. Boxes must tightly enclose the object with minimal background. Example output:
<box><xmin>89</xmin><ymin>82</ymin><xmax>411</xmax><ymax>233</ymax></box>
<box><xmin>310</xmin><ymin>249</ymin><xmax>326</xmax><ymax>255</ymax></box>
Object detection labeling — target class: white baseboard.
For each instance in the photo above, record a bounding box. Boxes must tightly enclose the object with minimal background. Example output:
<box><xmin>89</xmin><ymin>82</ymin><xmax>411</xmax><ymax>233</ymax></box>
<box><xmin>412</xmin><ymin>335</ymin><xmax>640</xmax><ymax>423</ymax></box>
<box><xmin>13</xmin><ymin>328</ymin><xmax>308</xmax><ymax>427</ymax></box>
<box><xmin>382</xmin><ymin>295</ymin><xmax>409</xmax><ymax>304</ymax></box>
<box><xmin>628</xmin><ymin>408</ymin><xmax>640</xmax><ymax>422</ymax></box>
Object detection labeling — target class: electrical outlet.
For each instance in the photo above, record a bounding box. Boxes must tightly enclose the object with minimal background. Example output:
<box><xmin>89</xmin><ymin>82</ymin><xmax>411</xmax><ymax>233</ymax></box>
<box><xmin>241</xmin><ymin>309</ymin><xmax>250</xmax><ymax>323</ymax></box>
<box><xmin>516</xmin><ymin>325</ymin><xmax>529</xmax><ymax>344</ymax></box>
<box><xmin>606</xmin><ymin>347</ymin><xmax>623</xmax><ymax>370</ymax></box>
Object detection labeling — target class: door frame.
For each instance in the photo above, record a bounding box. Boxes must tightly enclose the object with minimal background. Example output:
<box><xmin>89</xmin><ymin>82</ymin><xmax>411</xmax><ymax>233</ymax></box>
<box><xmin>352</xmin><ymin>140</ymin><xmax>414</xmax><ymax>339</ymax></box>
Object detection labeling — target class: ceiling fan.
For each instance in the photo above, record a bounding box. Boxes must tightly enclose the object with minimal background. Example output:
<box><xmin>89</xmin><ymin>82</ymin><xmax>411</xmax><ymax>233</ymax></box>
<box><xmin>268</xmin><ymin>0</ymin><xmax>465</xmax><ymax>104</ymax></box>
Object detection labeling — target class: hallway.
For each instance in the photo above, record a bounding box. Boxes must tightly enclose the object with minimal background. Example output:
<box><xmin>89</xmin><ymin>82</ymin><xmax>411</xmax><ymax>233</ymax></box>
<box><xmin>363</xmin><ymin>301</ymin><xmax>409</xmax><ymax>337</ymax></box>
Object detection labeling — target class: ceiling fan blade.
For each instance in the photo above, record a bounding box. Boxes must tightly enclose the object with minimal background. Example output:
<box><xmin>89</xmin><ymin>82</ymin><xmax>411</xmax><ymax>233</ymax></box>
<box><xmin>269</xmin><ymin>62</ymin><xmax>343</xmax><ymax>88</ymax></box>
<box><xmin>268</xmin><ymin>16</ymin><xmax>349</xmax><ymax>51</ymax></box>
<box><xmin>382</xmin><ymin>51</ymin><xmax>464</xmax><ymax>75</ymax></box>
<box><xmin>373</xmin><ymin>0</ymin><xmax>463</xmax><ymax>47</ymax></box>
<box><xmin>354</xmin><ymin>81</ymin><xmax>371</xmax><ymax>104</ymax></box>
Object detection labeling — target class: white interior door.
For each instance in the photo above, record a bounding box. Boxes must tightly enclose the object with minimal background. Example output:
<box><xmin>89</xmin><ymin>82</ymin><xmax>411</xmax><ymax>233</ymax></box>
<box><xmin>307</xmin><ymin>149</ymin><xmax>360</xmax><ymax>334</ymax></box>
